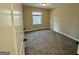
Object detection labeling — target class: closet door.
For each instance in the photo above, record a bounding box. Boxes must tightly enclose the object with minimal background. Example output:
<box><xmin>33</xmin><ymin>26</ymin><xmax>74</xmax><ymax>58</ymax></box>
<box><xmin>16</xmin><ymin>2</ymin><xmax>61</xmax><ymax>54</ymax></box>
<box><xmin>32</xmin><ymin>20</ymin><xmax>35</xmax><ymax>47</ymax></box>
<box><xmin>0</xmin><ymin>3</ymin><xmax>16</xmax><ymax>54</ymax></box>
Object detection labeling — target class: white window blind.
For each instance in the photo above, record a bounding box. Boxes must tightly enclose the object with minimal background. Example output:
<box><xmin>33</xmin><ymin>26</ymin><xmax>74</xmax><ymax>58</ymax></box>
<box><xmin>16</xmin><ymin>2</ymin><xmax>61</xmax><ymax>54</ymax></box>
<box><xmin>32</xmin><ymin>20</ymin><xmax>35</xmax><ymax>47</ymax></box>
<box><xmin>32</xmin><ymin>12</ymin><xmax>42</xmax><ymax>25</ymax></box>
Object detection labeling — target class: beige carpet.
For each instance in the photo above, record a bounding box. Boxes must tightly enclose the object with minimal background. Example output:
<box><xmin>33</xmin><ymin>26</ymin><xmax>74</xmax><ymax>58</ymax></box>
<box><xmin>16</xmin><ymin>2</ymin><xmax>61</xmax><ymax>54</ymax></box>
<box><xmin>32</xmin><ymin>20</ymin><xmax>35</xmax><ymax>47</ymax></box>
<box><xmin>24</xmin><ymin>29</ymin><xmax>78</xmax><ymax>55</ymax></box>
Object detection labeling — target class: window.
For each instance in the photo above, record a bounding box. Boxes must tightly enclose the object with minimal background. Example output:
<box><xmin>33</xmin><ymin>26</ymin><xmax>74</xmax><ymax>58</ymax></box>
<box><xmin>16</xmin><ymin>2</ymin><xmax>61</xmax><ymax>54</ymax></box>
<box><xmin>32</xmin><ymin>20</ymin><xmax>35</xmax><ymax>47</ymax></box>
<box><xmin>32</xmin><ymin>12</ymin><xmax>42</xmax><ymax>25</ymax></box>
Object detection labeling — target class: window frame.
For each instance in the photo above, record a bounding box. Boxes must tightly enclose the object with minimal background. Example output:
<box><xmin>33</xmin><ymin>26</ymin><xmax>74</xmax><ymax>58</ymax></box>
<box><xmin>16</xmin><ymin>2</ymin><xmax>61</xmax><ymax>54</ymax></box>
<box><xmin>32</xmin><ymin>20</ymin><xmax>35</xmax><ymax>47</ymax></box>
<box><xmin>32</xmin><ymin>12</ymin><xmax>42</xmax><ymax>25</ymax></box>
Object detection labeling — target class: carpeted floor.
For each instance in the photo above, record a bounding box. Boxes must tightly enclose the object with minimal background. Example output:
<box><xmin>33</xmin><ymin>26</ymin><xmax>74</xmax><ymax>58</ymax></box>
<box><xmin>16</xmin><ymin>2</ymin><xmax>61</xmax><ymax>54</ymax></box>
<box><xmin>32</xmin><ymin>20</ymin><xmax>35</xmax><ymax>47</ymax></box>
<box><xmin>24</xmin><ymin>29</ymin><xmax>78</xmax><ymax>55</ymax></box>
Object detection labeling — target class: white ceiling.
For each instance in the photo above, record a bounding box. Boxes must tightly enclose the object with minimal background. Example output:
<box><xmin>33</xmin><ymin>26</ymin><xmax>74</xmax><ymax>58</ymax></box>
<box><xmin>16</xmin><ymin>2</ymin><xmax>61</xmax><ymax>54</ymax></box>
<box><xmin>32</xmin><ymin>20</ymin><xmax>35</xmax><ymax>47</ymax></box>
<box><xmin>23</xmin><ymin>3</ymin><xmax>67</xmax><ymax>9</ymax></box>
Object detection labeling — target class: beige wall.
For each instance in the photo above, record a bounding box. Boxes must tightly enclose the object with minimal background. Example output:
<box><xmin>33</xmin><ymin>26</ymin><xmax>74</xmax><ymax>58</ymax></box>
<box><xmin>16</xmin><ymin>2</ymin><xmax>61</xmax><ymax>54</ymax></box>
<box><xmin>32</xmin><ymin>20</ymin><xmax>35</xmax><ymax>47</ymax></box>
<box><xmin>0</xmin><ymin>3</ymin><xmax>24</xmax><ymax>55</ymax></box>
<box><xmin>22</xmin><ymin>6</ymin><xmax>50</xmax><ymax>31</ymax></box>
<box><xmin>50</xmin><ymin>4</ymin><xmax>79</xmax><ymax>54</ymax></box>
<box><xmin>50</xmin><ymin>4</ymin><xmax>79</xmax><ymax>41</ymax></box>
<box><xmin>0</xmin><ymin>3</ymin><xmax>16</xmax><ymax>55</ymax></box>
<box><xmin>12</xmin><ymin>3</ymin><xmax>24</xmax><ymax>55</ymax></box>
<box><xmin>49</xmin><ymin>9</ymin><xmax>54</xmax><ymax>30</ymax></box>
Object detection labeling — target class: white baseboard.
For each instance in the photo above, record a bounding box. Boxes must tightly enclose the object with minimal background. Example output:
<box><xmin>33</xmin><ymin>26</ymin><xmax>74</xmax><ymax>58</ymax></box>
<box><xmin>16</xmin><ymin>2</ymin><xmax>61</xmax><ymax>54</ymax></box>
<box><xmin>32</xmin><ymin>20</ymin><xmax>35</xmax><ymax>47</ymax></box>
<box><xmin>52</xmin><ymin>29</ymin><xmax>79</xmax><ymax>42</ymax></box>
<box><xmin>24</xmin><ymin>27</ymin><xmax>49</xmax><ymax>32</ymax></box>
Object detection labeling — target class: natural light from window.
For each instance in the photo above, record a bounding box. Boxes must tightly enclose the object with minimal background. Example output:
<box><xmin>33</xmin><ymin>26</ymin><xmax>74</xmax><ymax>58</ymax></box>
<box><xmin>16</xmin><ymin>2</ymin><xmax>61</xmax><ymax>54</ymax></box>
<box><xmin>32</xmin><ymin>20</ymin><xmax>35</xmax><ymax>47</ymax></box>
<box><xmin>32</xmin><ymin>12</ymin><xmax>42</xmax><ymax>25</ymax></box>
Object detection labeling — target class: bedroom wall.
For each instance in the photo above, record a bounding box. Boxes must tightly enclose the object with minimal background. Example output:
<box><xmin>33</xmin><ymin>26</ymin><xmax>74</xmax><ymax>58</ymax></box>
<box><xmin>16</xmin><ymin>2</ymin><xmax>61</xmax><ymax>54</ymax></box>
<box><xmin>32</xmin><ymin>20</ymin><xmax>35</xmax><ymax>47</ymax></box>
<box><xmin>50</xmin><ymin>4</ymin><xmax>79</xmax><ymax>41</ymax></box>
<box><xmin>22</xmin><ymin>6</ymin><xmax>50</xmax><ymax>31</ymax></box>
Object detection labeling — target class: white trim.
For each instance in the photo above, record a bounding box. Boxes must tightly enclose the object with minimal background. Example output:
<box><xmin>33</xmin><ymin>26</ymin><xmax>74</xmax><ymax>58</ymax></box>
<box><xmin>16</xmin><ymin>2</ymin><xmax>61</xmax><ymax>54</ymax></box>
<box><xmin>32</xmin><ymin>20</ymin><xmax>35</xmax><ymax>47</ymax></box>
<box><xmin>24</xmin><ymin>27</ymin><xmax>49</xmax><ymax>32</ymax></box>
<box><xmin>20</xmin><ymin>41</ymin><xmax>25</xmax><ymax>55</ymax></box>
<box><xmin>19</xmin><ymin>35</ymin><xmax>25</xmax><ymax>55</ymax></box>
<box><xmin>52</xmin><ymin>29</ymin><xmax>79</xmax><ymax>42</ymax></box>
<box><xmin>77</xmin><ymin>44</ymin><xmax>79</xmax><ymax>54</ymax></box>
